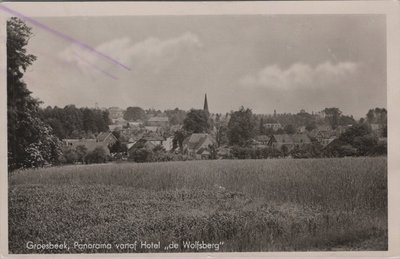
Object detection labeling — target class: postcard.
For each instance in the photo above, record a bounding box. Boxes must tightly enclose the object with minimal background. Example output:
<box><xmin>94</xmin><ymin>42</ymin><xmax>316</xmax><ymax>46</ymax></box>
<box><xmin>1</xmin><ymin>1</ymin><xmax>399</xmax><ymax>258</ymax></box>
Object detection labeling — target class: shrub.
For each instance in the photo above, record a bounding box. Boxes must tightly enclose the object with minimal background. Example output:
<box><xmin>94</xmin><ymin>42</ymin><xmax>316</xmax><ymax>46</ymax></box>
<box><xmin>291</xmin><ymin>143</ymin><xmax>323</xmax><ymax>159</ymax></box>
<box><xmin>129</xmin><ymin>148</ymin><xmax>154</xmax><ymax>163</ymax></box>
<box><xmin>229</xmin><ymin>146</ymin><xmax>284</xmax><ymax>159</ymax></box>
<box><xmin>323</xmin><ymin>139</ymin><xmax>358</xmax><ymax>157</ymax></box>
<box><xmin>86</xmin><ymin>146</ymin><xmax>109</xmax><ymax>164</ymax></box>
<box><xmin>61</xmin><ymin>147</ymin><xmax>78</xmax><ymax>164</ymax></box>
<box><xmin>367</xmin><ymin>141</ymin><xmax>387</xmax><ymax>156</ymax></box>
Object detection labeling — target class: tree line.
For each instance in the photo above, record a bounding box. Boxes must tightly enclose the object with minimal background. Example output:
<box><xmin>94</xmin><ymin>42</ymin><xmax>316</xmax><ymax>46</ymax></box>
<box><xmin>39</xmin><ymin>105</ymin><xmax>111</xmax><ymax>139</ymax></box>
<box><xmin>7</xmin><ymin>18</ymin><xmax>387</xmax><ymax>170</ymax></box>
<box><xmin>176</xmin><ymin>106</ymin><xmax>371</xmax><ymax>148</ymax></box>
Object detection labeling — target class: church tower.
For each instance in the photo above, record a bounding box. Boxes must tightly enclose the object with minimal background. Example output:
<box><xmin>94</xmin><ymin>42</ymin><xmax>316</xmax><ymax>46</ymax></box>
<box><xmin>203</xmin><ymin>93</ymin><xmax>209</xmax><ymax>114</ymax></box>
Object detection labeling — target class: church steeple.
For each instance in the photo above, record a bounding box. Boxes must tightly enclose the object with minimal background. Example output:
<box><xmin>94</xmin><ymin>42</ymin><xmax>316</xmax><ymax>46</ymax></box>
<box><xmin>203</xmin><ymin>93</ymin><xmax>209</xmax><ymax>113</ymax></box>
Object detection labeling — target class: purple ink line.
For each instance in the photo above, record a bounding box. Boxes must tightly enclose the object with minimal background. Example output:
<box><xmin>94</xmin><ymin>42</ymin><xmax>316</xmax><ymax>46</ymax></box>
<box><xmin>0</xmin><ymin>4</ymin><xmax>131</xmax><ymax>71</ymax></box>
<box><xmin>72</xmin><ymin>51</ymin><xmax>118</xmax><ymax>80</ymax></box>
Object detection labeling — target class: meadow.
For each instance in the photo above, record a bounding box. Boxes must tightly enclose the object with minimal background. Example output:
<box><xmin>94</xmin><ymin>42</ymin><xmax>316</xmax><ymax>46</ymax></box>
<box><xmin>8</xmin><ymin>157</ymin><xmax>387</xmax><ymax>253</ymax></box>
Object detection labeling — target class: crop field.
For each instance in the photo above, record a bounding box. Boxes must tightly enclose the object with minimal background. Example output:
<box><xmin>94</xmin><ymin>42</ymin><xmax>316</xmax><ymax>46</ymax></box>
<box><xmin>8</xmin><ymin>157</ymin><xmax>387</xmax><ymax>253</ymax></box>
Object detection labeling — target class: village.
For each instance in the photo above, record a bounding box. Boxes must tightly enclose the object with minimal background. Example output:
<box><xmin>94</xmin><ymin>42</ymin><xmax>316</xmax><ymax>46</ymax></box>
<box><xmin>60</xmin><ymin>94</ymin><xmax>387</xmax><ymax>163</ymax></box>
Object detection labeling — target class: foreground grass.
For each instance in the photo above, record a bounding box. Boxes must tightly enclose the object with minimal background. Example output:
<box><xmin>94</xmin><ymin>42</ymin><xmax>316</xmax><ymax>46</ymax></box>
<box><xmin>9</xmin><ymin>157</ymin><xmax>387</xmax><ymax>253</ymax></box>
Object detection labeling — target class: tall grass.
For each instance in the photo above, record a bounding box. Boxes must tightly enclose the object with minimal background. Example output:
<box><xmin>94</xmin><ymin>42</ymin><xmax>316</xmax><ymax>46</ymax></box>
<box><xmin>10</xmin><ymin>157</ymin><xmax>387</xmax><ymax>211</ymax></box>
<box><xmin>8</xmin><ymin>157</ymin><xmax>387</xmax><ymax>253</ymax></box>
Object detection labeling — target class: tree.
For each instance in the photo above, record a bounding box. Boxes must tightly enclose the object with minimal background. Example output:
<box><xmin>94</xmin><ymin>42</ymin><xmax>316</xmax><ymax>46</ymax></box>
<box><xmin>284</xmin><ymin>124</ymin><xmax>296</xmax><ymax>134</ymax></box>
<box><xmin>109</xmin><ymin>141</ymin><xmax>126</xmax><ymax>154</ymax></box>
<box><xmin>305</xmin><ymin>121</ymin><xmax>317</xmax><ymax>132</ymax></box>
<box><xmin>39</xmin><ymin>105</ymin><xmax>111</xmax><ymax>138</ymax></box>
<box><xmin>382</xmin><ymin>125</ymin><xmax>387</xmax><ymax>138</ymax></box>
<box><xmin>62</xmin><ymin>105</ymin><xmax>84</xmax><ymax>136</ymax></box>
<box><xmin>86</xmin><ymin>146</ymin><xmax>108</xmax><ymax>164</ymax></box>
<box><xmin>165</xmin><ymin>108</ymin><xmax>187</xmax><ymax>125</ymax></box>
<box><xmin>366</xmin><ymin>108</ymin><xmax>387</xmax><ymax>125</ymax></box>
<box><xmin>281</xmin><ymin>145</ymin><xmax>289</xmax><ymax>157</ymax></box>
<box><xmin>183</xmin><ymin>109</ymin><xmax>209</xmax><ymax>133</ymax></box>
<box><xmin>214</xmin><ymin>113</ymin><xmax>229</xmax><ymax>147</ymax></box>
<box><xmin>75</xmin><ymin>145</ymin><xmax>88</xmax><ymax>164</ymax></box>
<box><xmin>323</xmin><ymin>139</ymin><xmax>358</xmax><ymax>157</ymax></box>
<box><xmin>258</xmin><ymin>117</ymin><xmax>265</xmax><ymax>135</ymax></box>
<box><xmin>82</xmin><ymin>108</ymin><xmax>97</xmax><ymax>133</ymax></box>
<box><xmin>208</xmin><ymin>144</ymin><xmax>218</xmax><ymax>159</ymax></box>
<box><xmin>7</xmin><ymin>17</ymin><xmax>61</xmax><ymax>170</ymax></box>
<box><xmin>339</xmin><ymin>123</ymin><xmax>372</xmax><ymax>144</ymax></box>
<box><xmin>324</xmin><ymin>107</ymin><xmax>342</xmax><ymax>129</ymax></box>
<box><xmin>21</xmin><ymin>117</ymin><xmax>62</xmax><ymax>167</ymax></box>
<box><xmin>336</xmin><ymin>123</ymin><xmax>378</xmax><ymax>156</ymax></box>
<box><xmin>152</xmin><ymin>145</ymin><xmax>166</xmax><ymax>161</ymax></box>
<box><xmin>61</xmin><ymin>146</ymin><xmax>78</xmax><ymax>164</ymax></box>
<box><xmin>290</xmin><ymin>143</ymin><xmax>323</xmax><ymax>159</ymax></box>
<box><xmin>339</xmin><ymin>115</ymin><xmax>356</xmax><ymax>126</ymax></box>
<box><xmin>124</xmin><ymin>106</ymin><xmax>145</xmax><ymax>121</ymax></box>
<box><xmin>173</xmin><ymin>129</ymin><xmax>189</xmax><ymax>151</ymax></box>
<box><xmin>227</xmin><ymin>106</ymin><xmax>256</xmax><ymax>147</ymax></box>
<box><xmin>129</xmin><ymin>148</ymin><xmax>153</xmax><ymax>163</ymax></box>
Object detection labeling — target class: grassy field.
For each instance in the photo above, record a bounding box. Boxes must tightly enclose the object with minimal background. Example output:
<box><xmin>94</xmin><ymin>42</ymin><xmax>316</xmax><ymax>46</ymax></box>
<box><xmin>8</xmin><ymin>157</ymin><xmax>387</xmax><ymax>253</ymax></box>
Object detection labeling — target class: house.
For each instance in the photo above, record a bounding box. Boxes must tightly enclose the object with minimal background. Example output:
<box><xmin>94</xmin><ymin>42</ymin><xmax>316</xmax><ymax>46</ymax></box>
<box><xmin>316</xmin><ymin>125</ymin><xmax>332</xmax><ymax>132</ymax></box>
<box><xmin>255</xmin><ymin>135</ymin><xmax>270</xmax><ymax>145</ymax></box>
<box><xmin>264</xmin><ymin>123</ymin><xmax>283</xmax><ymax>131</ymax></box>
<box><xmin>128</xmin><ymin>121</ymin><xmax>143</xmax><ymax>127</ymax></box>
<box><xmin>170</xmin><ymin>124</ymin><xmax>182</xmax><ymax>133</ymax></box>
<box><xmin>109</xmin><ymin>124</ymin><xmax>123</xmax><ymax>132</ymax></box>
<box><xmin>250</xmin><ymin>135</ymin><xmax>270</xmax><ymax>148</ymax></box>
<box><xmin>96</xmin><ymin>132</ymin><xmax>118</xmax><ymax>147</ymax></box>
<box><xmin>309</xmin><ymin>124</ymin><xmax>350</xmax><ymax>147</ymax></box>
<box><xmin>217</xmin><ymin>147</ymin><xmax>231</xmax><ymax>159</ymax></box>
<box><xmin>291</xmin><ymin>134</ymin><xmax>312</xmax><ymax>145</ymax></box>
<box><xmin>111</xmin><ymin>117</ymin><xmax>128</xmax><ymax>125</ymax></box>
<box><xmin>127</xmin><ymin>135</ymin><xmax>165</xmax><ymax>154</ymax></box>
<box><xmin>309</xmin><ymin>124</ymin><xmax>337</xmax><ymax>140</ymax></box>
<box><xmin>63</xmin><ymin>132</ymin><xmax>117</xmax><ymax>155</ymax></box>
<box><xmin>108</xmin><ymin>117</ymin><xmax>129</xmax><ymax>131</ymax></box>
<box><xmin>147</xmin><ymin>116</ymin><xmax>169</xmax><ymax>127</ymax></box>
<box><xmin>62</xmin><ymin>139</ymin><xmax>110</xmax><ymax>155</ymax></box>
<box><xmin>128</xmin><ymin>139</ymin><xmax>156</xmax><ymax>152</ymax></box>
<box><xmin>182</xmin><ymin>133</ymin><xmax>217</xmax><ymax>159</ymax></box>
<box><xmin>145</xmin><ymin>126</ymin><xmax>163</xmax><ymax>134</ymax></box>
<box><xmin>297</xmin><ymin>126</ymin><xmax>307</xmax><ymax>134</ymax></box>
<box><xmin>108</xmin><ymin>107</ymin><xmax>124</xmax><ymax>120</ymax></box>
<box><xmin>141</xmin><ymin>135</ymin><xmax>164</xmax><ymax>147</ymax></box>
<box><xmin>197</xmin><ymin>148</ymin><xmax>211</xmax><ymax>159</ymax></box>
<box><xmin>313</xmin><ymin>130</ymin><xmax>338</xmax><ymax>147</ymax></box>
<box><xmin>320</xmin><ymin>137</ymin><xmax>337</xmax><ymax>147</ymax></box>
<box><xmin>268</xmin><ymin>134</ymin><xmax>293</xmax><ymax>150</ymax></box>
<box><xmin>126</xmin><ymin>141</ymin><xmax>136</xmax><ymax>151</ymax></box>
<box><xmin>162</xmin><ymin>136</ymin><xmax>174</xmax><ymax>152</ymax></box>
<box><xmin>268</xmin><ymin>134</ymin><xmax>311</xmax><ymax>151</ymax></box>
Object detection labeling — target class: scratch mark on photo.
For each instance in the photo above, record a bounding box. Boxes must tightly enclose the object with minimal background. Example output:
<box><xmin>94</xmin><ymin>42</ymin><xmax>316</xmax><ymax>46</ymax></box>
<box><xmin>72</xmin><ymin>51</ymin><xmax>119</xmax><ymax>80</ymax></box>
<box><xmin>0</xmin><ymin>4</ymin><xmax>131</xmax><ymax>71</ymax></box>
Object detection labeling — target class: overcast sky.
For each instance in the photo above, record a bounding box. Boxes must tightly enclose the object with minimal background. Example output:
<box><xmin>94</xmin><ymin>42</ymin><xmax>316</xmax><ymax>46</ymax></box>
<box><xmin>23</xmin><ymin>14</ymin><xmax>386</xmax><ymax>118</ymax></box>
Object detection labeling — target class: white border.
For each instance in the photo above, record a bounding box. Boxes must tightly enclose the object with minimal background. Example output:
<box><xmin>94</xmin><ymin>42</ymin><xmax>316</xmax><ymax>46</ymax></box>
<box><xmin>0</xmin><ymin>1</ymin><xmax>399</xmax><ymax>258</ymax></box>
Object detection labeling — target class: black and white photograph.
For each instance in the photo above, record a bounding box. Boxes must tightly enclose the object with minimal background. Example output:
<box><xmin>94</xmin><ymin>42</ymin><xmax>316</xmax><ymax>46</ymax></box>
<box><xmin>2</xmin><ymin>1</ymin><xmax>400</xmax><ymax>256</ymax></box>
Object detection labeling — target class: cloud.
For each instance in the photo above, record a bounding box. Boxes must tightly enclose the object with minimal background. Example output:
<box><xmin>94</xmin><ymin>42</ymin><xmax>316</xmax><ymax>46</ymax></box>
<box><xmin>58</xmin><ymin>32</ymin><xmax>202</xmax><ymax>77</ymax></box>
<box><xmin>240</xmin><ymin>61</ymin><xmax>358</xmax><ymax>90</ymax></box>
